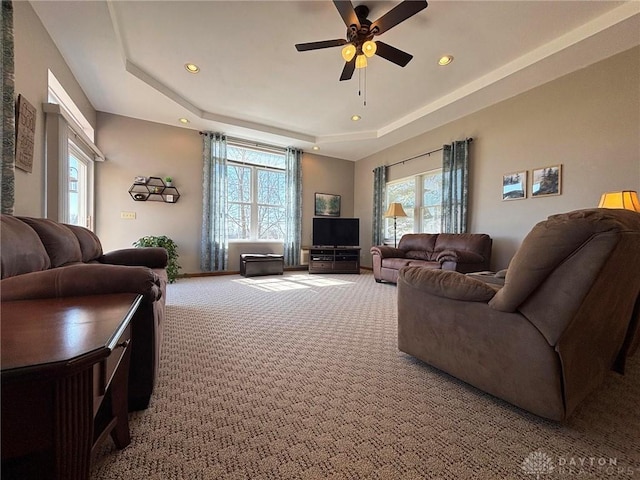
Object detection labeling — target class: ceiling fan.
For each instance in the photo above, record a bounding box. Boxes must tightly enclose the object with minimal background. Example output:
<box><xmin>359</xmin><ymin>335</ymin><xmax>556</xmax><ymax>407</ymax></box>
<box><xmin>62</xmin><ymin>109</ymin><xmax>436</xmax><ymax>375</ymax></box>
<box><xmin>295</xmin><ymin>0</ymin><xmax>428</xmax><ymax>81</ymax></box>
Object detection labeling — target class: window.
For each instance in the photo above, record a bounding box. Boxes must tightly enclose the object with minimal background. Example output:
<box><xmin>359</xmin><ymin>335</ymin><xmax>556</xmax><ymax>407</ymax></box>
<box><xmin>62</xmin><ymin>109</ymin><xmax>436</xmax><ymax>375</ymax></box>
<box><xmin>47</xmin><ymin>70</ymin><xmax>101</xmax><ymax>229</ymax></box>
<box><xmin>65</xmin><ymin>141</ymin><xmax>94</xmax><ymax>228</ymax></box>
<box><xmin>385</xmin><ymin>169</ymin><xmax>442</xmax><ymax>242</ymax></box>
<box><xmin>226</xmin><ymin>143</ymin><xmax>286</xmax><ymax>241</ymax></box>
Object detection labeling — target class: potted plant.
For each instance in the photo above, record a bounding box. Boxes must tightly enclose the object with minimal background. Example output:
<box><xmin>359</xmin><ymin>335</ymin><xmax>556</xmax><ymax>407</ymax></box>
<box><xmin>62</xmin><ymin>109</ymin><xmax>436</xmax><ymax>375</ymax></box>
<box><xmin>164</xmin><ymin>176</ymin><xmax>173</xmax><ymax>187</ymax></box>
<box><xmin>133</xmin><ymin>235</ymin><xmax>181</xmax><ymax>283</ymax></box>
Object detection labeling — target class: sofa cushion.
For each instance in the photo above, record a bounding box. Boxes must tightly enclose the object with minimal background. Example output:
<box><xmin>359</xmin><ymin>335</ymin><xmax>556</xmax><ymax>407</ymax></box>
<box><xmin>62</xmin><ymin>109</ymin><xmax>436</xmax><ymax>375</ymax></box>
<box><xmin>407</xmin><ymin>260</ymin><xmax>441</xmax><ymax>269</ymax></box>
<box><xmin>382</xmin><ymin>257</ymin><xmax>412</xmax><ymax>269</ymax></box>
<box><xmin>434</xmin><ymin>234</ymin><xmax>490</xmax><ymax>255</ymax></box>
<box><xmin>398</xmin><ymin>234</ymin><xmax>437</xmax><ymax>253</ymax></box>
<box><xmin>65</xmin><ymin>224</ymin><xmax>103</xmax><ymax>262</ymax></box>
<box><xmin>18</xmin><ymin>217</ymin><xmax>82</xmax><ymax>268</ymax></box>
<box><xmin>1</xmin><ymin>215</ymin><xmax>51</xmax><ymax>279</ymax></box>
<box><xmin>405</xmin><ymin>250</ymin><xmax>430</xmax><ymax>260</ymax></box>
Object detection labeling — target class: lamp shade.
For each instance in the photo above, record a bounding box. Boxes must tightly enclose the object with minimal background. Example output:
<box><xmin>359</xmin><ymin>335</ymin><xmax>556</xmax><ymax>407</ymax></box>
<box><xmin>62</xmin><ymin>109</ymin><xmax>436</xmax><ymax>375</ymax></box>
<box><xmin>598</xmin><ymin>191</ymin><xmax>640</xmax><ymax>212</ymax></box>
<box><xmin>355</xmin><ymin>54</ymin><xmax>368</xmax><ymax>69</ymax></box>
<box><xmin>384</xmin><ymin>203</ymin><xmax>407</xmax><ymax>218</ymax></box>
<box><xmin>341</xmin><ymin>44</ymin><xmax>356</xmax><ymax>62</ymax></box>
<box><xmin>362</xmin><ymin>40</ymin><xmax>377</xmax><ymax>58</ymax></box>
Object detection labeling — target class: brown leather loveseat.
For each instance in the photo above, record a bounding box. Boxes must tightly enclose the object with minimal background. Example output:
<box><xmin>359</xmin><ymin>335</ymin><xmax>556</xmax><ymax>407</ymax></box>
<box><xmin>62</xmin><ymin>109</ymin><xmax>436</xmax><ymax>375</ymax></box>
<box><xmin>397</xmin><ymin>209</ymin><xmax>640</xmax><ymax>420</ymax></box>
<box><xmin>0</xmin><ymin>214</ymin><xmax>168</xmax><ymax>410</ymax></box>
<box><xmin>370</xmin><ymin>233</ymin><xmax>492</xmax><ymax>283</ymax></box>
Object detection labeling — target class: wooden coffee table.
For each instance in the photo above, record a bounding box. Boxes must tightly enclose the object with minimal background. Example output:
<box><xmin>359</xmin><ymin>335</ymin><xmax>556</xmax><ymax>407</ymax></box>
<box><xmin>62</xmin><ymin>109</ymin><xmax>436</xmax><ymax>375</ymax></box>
<box><xmin>1</xmin><ymin>293</ymin><xmax>142</xmax><ymax>480</ymax></box>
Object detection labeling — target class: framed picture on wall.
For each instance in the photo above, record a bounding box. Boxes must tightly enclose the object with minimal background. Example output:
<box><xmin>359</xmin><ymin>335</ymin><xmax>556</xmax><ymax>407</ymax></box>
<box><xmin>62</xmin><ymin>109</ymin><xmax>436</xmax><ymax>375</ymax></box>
<box><xmin>502</xmin><ymin>171</ymin><xmax>526</xmax><ymax>201</ymax></box>
<box><xmin>314</xmin><ymin>193</ymin><xmax>341</xmax><ymax>217</ymax></box>
<box><xmin>532</xmin><ymin>165</ymin><xmax>562</xmax><ymax>197</ymax></box>
<box><xmin>15</xmin><ymin>94</ymin><xmax>36</xmax><ymax>173</ymax></box>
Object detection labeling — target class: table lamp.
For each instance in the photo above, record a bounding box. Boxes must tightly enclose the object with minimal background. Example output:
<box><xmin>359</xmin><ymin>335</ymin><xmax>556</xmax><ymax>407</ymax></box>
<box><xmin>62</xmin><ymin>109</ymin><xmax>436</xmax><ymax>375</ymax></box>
<box><xmin>597</xmin><ymin>191</ymin><xmax>640</xmax><ymax>212</ymax></box>
<box><xmin>384</xmin><ymin>203</ymin><xmax>407</xmax><ymax>247</ymax></box>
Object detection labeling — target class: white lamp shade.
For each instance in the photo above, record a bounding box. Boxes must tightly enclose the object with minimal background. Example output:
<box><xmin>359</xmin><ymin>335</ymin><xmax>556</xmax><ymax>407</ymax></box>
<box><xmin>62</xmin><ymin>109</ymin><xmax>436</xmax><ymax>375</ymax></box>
<box><xmin>384</xmin><ymin>203</ymin><xmax>407</xmax><ymax>217</ymax></box>
<box><xmin>598</xmin><ymin>191</ymin><xmax>640</xmax><ymax>212</ymax></box>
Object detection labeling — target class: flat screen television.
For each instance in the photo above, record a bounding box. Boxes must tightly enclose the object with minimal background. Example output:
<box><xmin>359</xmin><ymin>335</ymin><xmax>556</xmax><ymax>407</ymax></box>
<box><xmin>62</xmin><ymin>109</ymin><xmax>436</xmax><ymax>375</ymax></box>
<box><xmin>313</xmin><ymin>218</ymin><xmax>359</xmax><ymax>247</ymax></box>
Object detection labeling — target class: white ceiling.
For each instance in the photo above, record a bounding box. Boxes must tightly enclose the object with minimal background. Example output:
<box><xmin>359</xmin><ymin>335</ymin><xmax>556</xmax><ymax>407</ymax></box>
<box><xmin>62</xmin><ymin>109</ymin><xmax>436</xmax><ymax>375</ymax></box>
<box><xmin>31</xmin><ymin>1</ymin><xmax>640</xmax><ymax>161</ymax></box>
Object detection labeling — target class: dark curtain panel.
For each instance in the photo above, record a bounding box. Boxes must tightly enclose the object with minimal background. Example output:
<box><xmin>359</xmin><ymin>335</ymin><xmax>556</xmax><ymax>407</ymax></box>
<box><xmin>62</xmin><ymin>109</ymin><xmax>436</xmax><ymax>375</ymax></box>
<box><xmin>201</xmin><ymin>132</ymin><xmax>228</xmax><ymax>271</ymax></box>
<box><xmin>372</xmin><ymin>165</ymin><xmax>387</xmax><ymax>245</ymax></box>
<box><xmin>283</xmin><ymin>147</ymin><xmax>302</xmax><ymax>266</ymax></box>
<box><xmin>441</xmin><ymin>139</ymin><xmax>471</xmax><ymax>233</ymax></box>
<box><xmin>1</xmin><ymin>0</ymin><xmax>15</xmax><ymax>214</ymax></box>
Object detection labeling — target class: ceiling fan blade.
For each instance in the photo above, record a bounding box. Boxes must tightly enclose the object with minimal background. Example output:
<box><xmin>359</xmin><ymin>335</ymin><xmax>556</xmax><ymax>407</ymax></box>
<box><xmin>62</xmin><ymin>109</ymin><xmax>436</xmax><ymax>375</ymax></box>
<box><xmin>340</xmin><ymin>59</ymin><xmax>356</xmax><ymax>81</ymax></box>
<box><xmin>295</xmin><ymin>39</ymin><xmax>348</xmax><ymax>52</ymax></box>
<box><xmin>375</xmin><ymin>41</ymin><xmax>413</xmax><ymax>67</ymax></box>
<box><xmin>370</xmin><ymin>0</ymin><xmax>428</xmax><ymax>36</ymax></box>
<box><xmin>333</xmin><ymin>0</ymin><xmax>360</xmax><ymax>30</ymax></box>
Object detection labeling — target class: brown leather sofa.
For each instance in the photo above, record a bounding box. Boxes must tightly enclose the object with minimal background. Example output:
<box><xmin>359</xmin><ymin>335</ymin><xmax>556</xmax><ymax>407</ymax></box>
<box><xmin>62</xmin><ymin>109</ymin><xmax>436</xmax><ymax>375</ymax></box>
<box><xmin>0</xmin><ymin>214</ymin><xmax>168</xmax><ymax>410</ymax></box>
<box><xmin>371</xmin><ymin>233</ymin><xmax>492</xmax><ymax>283</ymax></box>
<box><xmin>397</xmin><ymin>208</ymin><xmax>640</xmax><ymax>420</ymax></box>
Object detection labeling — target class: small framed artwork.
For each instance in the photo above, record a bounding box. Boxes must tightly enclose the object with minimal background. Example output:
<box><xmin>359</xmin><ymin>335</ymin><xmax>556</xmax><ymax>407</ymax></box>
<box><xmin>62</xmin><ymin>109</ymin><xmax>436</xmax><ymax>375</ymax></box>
<box><xmin>314</xmin><ymin>192</ymin><xmax>341</xmax><ymax>217</ymax></box>
<box><xmin>15</xmin><ymin>94</ymin><xmax>36</xmax><ymax>173</ymax></box>
<box><xmin>502</xmin><ymin>171</ymin><xmax>526</xmax><ymax>201</ymax></box>
<box><xmin>531</xmin><ymin>165</ymin><xmax>562</xmax><ymax>197</ymax></box>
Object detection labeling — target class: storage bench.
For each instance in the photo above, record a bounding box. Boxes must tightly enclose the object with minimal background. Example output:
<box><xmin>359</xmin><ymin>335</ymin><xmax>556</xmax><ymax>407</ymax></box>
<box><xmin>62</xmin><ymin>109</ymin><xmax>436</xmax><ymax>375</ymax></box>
<box><xmin>240</xmin><ymin>254</ymin><xmax>284</xmax><ymax>277</ymax></box>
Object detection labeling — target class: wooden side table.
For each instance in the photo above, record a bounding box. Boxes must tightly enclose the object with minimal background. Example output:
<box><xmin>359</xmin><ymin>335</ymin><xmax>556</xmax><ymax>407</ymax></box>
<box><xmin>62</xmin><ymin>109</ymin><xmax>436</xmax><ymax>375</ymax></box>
<box><xmin>1</xmin><ymin>293</ymin><xmax>142</xmax><ymax>480</ymax></box>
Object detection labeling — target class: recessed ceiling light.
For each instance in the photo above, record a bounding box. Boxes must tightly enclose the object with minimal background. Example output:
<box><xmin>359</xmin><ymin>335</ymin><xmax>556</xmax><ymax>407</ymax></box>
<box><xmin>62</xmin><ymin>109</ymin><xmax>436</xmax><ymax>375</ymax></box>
<box><xmin>184</xmin><ymin>63</ymin><xmax>200</xmax><ymax>74</ymax></box>
<box><xmin>351</xmin><ymin>115</ymin><xmax>361</xmax><ymax>121</ymax></box>
<box><xmin>438</xmin><ymin>55</ymin><xmax>454</xmax><ymax>66</ymax></box>
<box><xmin>312</xmin><ymin>146</ymin><xmax>320</xmax><ymax>151</ymax></box>
<box><xmin>179</xmin><ymin>118</ymin><xmax>190</xmax><ymax>124</ymax></box>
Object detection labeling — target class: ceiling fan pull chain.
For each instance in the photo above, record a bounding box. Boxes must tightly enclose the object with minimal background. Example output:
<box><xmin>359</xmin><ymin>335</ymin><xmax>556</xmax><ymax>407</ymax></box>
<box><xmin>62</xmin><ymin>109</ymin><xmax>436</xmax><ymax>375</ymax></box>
<box><xmin>364</xmin><ymin>68</ymin><xmax>367</xmax><ymax>107</ymax></box>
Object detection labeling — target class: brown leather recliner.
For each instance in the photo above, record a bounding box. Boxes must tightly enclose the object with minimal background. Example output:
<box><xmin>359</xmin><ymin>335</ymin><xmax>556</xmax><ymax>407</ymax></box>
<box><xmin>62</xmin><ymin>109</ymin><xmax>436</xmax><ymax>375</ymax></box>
<box><xmin>397</xmin><ymin>208</ymin><xmax>640</xmax><ymax>421</ymax></box>
<box><xmin>371</xmin><ymin>233</ymin><xmax>492</xmax><ymax>283</ymax></box>
<box><xmin>0</xmin><ymin>215</ymin><xmax>168</xmax><ymax>411</ymax></box>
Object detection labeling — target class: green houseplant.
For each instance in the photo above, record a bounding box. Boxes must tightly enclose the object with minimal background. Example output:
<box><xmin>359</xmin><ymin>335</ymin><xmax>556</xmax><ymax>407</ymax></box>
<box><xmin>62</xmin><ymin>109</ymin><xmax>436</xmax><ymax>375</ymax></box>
<box><xmin>133</xmin><ymin>235</ymin><xmax>181</xmax><ymax>283</ymax></box>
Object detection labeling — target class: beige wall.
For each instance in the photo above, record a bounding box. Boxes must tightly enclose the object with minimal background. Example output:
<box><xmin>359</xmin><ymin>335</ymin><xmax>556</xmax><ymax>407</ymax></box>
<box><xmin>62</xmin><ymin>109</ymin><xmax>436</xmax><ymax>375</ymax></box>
<box><xmin>96</xmin><ymin>113</ymin><xmax>355</xmax><ymax>274</ymax></box>
<box><xmin>13</xmin><ymin>1</ymin><xmax>639</xmax><ymax>274</ymax></box>
<box><xmin>355</xmin><ymin>46</ymin><xmax>640</xmax><ymax>270</ymax></box>
<box><xmin>13</xmin><ymin>1</ymin><xmax>95</xmax><ymax>217</ymax></box>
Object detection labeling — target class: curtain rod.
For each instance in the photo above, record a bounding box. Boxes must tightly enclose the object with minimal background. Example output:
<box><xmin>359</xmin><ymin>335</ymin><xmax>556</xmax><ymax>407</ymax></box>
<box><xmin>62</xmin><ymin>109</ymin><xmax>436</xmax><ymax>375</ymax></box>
<box><xmin>199</xmin><ymin>131</ymin><xmax>287</xmax><ymax>154</ymax></box>
<box><xmin>376</xmin><ymin>137</ymin><xmax>473</xmax><ymax>171</ymax></box>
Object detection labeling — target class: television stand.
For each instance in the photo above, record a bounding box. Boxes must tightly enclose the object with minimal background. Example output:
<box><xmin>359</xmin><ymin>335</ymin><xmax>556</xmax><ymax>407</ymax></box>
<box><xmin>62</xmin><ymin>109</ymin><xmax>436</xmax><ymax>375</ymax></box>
<box><xmin>309</xmin><ymin>247</ymin><xmax>360</xmax><ymax>274</ymax></box>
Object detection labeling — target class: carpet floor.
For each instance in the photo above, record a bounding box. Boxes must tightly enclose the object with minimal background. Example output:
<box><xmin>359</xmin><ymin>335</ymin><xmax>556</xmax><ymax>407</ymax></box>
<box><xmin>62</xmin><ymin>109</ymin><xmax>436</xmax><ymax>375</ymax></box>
<box><xmin>92</xmin><ymin>271</ymin><xmax>640</xmax><ymax>479</ymax></box>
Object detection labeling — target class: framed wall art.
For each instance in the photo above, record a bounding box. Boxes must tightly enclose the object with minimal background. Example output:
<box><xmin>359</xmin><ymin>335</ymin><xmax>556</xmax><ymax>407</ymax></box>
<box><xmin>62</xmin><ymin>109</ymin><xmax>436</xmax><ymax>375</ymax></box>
<box><xmin>532</xmin><ymin>165</ymin><xmax>562</xmax><ymax>197</ymax></box>
<box><xmin>15</xmin><ymin>94</ymin><xmax>36</xmax><ymax>173</ymax></box>
<box><xmin>314</xmin><ymin>192</ymin><xmax>341</xmax><ymax>217</ymax></box>
<box><xmin>502</xmin><ymin>171</ymin><xmax>526</xmax><ymax>201</ymax></box>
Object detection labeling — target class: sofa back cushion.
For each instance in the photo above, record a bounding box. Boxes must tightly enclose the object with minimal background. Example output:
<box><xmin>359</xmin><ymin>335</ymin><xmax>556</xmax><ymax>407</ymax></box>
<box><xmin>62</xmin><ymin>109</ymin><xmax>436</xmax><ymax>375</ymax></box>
<box><xmin>434</xmin><ymin>233</ymin><xmax>492</xmax><ymax>260</ymax></box>
<box><xmin>65</xmin><ymin>224</ymin><xmax>103</xmax><ymax>262</ymax></box>
<box><xmin>1</xmin><ymin>215</ymin><xmax>51</xmax><ymax>279</ymax></box>
<box><xmin>18</xmin><ymin>217</ymin><xmax>82</xmax><ymax>268</ymax></box>
<box><xmin>398</xmin><ymin>234</ymin><xmax>437</xmax><ymax>258</ymax></box>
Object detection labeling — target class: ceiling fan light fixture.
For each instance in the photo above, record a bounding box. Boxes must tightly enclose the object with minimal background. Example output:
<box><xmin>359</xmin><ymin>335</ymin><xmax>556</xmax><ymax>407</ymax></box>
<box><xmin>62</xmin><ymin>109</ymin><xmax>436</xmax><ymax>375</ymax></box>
<box><xmin>438</xmin><ymin>55</ymin><xmax>454</xmax><ymax>66</ymax></box>
<box><xmin>362</xmin><ymin>40</ymin><xmax>377</xmax><ymax>58</ymax></box>
<box><xmin>355</xmin><ymin>54</ymin><xmax>368</xmax><ymax>69</ymax></box>
<box><xmin>341</xmin><ymin>44</ymin><xmax>356</xmax><ymax>62</ymax></box>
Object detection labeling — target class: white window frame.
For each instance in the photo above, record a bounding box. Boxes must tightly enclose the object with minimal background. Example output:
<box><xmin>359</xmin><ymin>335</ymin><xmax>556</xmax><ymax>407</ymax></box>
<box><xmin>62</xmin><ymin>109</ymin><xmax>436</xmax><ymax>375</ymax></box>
<box><xmin>385</xmin><ymin>168</ymin><xmax>442</xmax><ymax>243</ymax></box>
<box><xmin>61</xmin><ymin>139</ymin><xmax>95</xmax><ymax>228</ymax></box>
<box><xmin>226</xmin><ymin>143</ymin><xmax>286</xmax><ymax>242</ymax></box>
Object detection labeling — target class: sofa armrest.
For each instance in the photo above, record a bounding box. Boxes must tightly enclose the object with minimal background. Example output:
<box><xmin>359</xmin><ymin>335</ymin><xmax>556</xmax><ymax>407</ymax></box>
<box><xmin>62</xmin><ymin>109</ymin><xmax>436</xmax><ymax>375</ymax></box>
<box><xmin>100</xmin><ymin>247</ymin><xmax>168</xmax><ymax>269</ymax></box>
<box><xmin>0</xmin><ymin>264</ymin><xmax>162</xmax><ymax>302</ymax></box>
<box><xmin>370</xmin><ymin>246</ymin><xmax>406</xmax><ymax>258</ymax></box>
<box><xmin>399</xmin><ymin>266</ymin><xmax>498</xmax><ymax>302</ymax></box>
<box><xmin>435</xmin><ymin>249</ymin><xmax>485</xmax><ymax>264</ymax></box>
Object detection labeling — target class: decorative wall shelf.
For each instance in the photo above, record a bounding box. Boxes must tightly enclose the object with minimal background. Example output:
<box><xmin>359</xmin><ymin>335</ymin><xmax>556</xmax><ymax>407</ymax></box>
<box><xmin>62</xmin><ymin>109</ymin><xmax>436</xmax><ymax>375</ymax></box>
<box><xmin>129</xmin><ymin>176</ymin><xmax>180</xmax><ymax>203</ymax></box>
